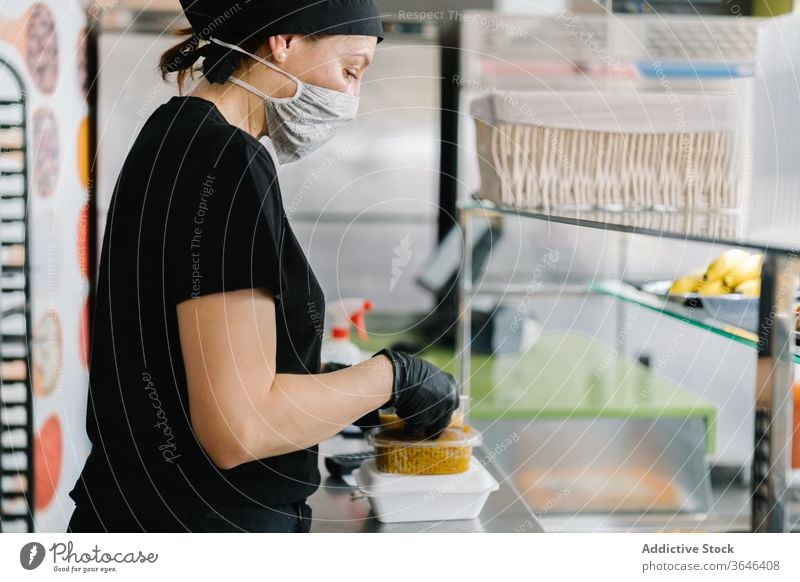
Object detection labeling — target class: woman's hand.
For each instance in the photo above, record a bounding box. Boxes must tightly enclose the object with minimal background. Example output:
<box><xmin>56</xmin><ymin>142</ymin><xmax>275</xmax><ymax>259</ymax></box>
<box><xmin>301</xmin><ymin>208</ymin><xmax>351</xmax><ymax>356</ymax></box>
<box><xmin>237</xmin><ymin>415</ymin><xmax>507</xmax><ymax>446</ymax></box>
<box><xmin>373</xmin><ymin>348</ymin><xmax>459</xmax><ymax>438</ymax></box>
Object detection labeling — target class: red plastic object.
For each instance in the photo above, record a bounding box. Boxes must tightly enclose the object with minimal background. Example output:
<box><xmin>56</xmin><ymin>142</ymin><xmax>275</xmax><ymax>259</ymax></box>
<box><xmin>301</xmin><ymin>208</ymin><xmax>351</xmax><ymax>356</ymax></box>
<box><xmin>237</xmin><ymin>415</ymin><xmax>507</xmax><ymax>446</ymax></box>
<box><xmin>793</xmin><ymin>384</ymin><xmax>800</xmax><ymax>470</ymax></box>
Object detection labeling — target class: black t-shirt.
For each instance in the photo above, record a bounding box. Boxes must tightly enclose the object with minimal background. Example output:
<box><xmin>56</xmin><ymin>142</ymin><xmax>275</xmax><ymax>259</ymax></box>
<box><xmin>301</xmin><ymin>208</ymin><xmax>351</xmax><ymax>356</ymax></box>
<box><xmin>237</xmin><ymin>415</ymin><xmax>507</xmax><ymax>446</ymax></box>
<box><xmin>70</xmin><ymin>96</ymin><xmax>326</xmax><ymax>529</ymax></box>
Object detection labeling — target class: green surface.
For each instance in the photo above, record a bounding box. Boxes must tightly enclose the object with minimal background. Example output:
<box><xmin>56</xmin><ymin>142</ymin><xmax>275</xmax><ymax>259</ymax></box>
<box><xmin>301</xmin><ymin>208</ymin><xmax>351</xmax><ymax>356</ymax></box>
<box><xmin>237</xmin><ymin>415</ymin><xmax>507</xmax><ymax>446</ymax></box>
<box><xmin>752</xmin><ymin>0</ymin><xmax>793</xmax><ymax>17</ymax></box>
<box><xmin>355</xmin><ymin>327</ymin><xmax>717</xmax><ymax>453</ymax></box>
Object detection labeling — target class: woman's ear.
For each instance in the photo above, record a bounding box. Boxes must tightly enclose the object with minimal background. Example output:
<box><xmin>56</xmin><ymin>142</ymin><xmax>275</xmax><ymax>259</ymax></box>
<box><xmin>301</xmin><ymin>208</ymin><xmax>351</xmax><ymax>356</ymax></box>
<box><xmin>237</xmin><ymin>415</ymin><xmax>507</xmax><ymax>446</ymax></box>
<box><xmin>267</xmin><ymin>35</ymin><xmax>290</xmax><ymax>62</ymax></box>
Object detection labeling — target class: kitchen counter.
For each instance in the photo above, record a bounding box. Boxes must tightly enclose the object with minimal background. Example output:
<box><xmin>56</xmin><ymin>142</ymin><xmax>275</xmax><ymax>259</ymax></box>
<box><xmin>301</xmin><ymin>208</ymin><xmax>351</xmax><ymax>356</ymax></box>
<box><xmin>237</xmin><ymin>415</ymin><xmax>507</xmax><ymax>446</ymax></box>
<box><xmin>307</xmin><ymin>325</ymin><xmax>716</xmax><ymax>529</ymax></box>
<box><xmin>308</xmin><ymin>434</ymin><xmax>544</xmax><ymax>533</ymax></box>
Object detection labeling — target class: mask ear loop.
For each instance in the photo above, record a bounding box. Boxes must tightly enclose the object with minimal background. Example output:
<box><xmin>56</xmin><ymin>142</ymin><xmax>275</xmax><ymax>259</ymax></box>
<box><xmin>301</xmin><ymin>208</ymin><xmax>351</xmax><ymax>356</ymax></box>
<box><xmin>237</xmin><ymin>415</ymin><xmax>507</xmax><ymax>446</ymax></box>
<box><xmin>209</xmin><ymin>37</ymin><xmax>302</xmax><ymax>103</ymax></box>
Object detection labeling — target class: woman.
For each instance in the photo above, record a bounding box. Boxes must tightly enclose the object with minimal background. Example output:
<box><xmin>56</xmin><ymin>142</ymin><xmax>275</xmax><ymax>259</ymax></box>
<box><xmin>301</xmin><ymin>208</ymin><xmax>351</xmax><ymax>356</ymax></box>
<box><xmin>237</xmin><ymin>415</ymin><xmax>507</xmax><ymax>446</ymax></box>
<box><xmin>67</xmin><ymin>0</ymin><xmax>458</xmax><ymax>533</ymax></box>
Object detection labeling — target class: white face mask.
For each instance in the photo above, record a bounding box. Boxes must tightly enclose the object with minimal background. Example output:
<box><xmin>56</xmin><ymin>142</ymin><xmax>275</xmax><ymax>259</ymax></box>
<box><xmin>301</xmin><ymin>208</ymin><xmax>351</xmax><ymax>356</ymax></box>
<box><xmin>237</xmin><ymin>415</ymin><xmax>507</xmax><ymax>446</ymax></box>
<box><xmin>210</xmin><ymin>37</ymin><xmax>360</xmax><ymax>164</ymax></box>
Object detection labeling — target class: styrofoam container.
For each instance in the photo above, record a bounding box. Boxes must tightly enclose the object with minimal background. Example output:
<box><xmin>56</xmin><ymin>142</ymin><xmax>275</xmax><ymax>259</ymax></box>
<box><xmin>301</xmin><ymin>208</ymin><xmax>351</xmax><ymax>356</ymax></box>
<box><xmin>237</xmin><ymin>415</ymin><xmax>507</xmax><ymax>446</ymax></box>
<box><xmin>353</xmin><ymin>457</ymin><xmax>499</xmax><ymax>523</ymax></box>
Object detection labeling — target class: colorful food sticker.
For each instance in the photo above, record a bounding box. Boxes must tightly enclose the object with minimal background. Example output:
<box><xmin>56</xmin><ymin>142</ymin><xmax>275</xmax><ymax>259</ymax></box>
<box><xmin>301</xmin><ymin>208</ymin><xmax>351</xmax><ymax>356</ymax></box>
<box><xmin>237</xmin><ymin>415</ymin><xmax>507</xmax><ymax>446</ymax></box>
<box><xmin>79</xmin><ymin>294</ymin><xmax>90</xmax><ymax>369</ymax></box>
<box><xmin>33</xmin><ymin>415</ymin><xmax>62</xmax><ymax>511</ymax></box>
<box><xmin>32</xmin><ymin>310</ymin><xmax>62</xmax><ymax>397</ymax></box>
<box><xmin>32</xmin><ymin>108</ymin><xmax>59</xmax><ymax>198</ymax></box>
<box><xmin>25</xmin><ymin>3</ymin><xmax>59</xmax><ymax>94</ymax></box>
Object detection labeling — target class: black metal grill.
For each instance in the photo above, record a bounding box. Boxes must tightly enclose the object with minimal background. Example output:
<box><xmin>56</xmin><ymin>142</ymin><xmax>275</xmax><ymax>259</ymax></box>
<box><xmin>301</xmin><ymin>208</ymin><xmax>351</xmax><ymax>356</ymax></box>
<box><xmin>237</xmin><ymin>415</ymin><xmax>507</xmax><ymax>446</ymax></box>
<box><xmin>0</xmin><ymin>57</ymin><xmax>34</xmax><ymax>533</ymax></box>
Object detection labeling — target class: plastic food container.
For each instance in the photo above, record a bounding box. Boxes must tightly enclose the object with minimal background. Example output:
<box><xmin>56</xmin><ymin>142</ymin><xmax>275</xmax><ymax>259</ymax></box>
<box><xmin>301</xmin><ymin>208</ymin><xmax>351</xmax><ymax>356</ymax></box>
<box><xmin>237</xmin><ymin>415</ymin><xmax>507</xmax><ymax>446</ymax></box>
<box><xmin>353</xmin><ymin>457</ymin><xmax>499</xmax><ymax>523</ymax></box>
<box><xmin>377</xmin><ymin>409</ymin><xmax>465</xmax><ymax>430</ymax></box>
<box><xmin>368</xmin><ymin>426</ymin><xmax>482</xmax><ymax>475</ymax></box>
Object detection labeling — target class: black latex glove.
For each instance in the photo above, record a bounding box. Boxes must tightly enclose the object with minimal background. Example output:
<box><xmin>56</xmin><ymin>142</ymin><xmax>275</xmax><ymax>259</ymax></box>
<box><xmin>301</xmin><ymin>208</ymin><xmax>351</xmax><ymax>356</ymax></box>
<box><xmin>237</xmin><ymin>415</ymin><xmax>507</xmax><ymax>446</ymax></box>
<box><xmin>373</xmin><ymin>348</ymin><xmax>459</xmax><ymax>439</ymax></box>
<box><xmin>319</xmin><ymin>361</ymin><xmax>382</xmax><ymax>430</ymax></box>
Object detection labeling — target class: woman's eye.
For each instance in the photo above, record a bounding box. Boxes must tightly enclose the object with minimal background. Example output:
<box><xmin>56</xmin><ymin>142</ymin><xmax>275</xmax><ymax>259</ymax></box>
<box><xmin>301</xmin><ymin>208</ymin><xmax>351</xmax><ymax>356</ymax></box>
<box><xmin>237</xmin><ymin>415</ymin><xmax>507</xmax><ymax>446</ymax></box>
<box><xmin>346</xmin><ymin>69</ymin><xmax>358</xmax><ymax>80</ymax></box>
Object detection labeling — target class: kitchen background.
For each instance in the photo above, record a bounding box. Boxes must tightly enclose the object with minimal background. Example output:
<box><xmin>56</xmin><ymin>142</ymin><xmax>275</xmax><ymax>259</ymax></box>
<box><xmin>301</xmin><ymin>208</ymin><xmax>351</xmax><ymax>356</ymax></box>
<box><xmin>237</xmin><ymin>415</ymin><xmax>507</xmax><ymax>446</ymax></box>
<box><xmin>0</xmin><ymin>0</ymin><xmax>793</xmax><ymax>532</ymax></box>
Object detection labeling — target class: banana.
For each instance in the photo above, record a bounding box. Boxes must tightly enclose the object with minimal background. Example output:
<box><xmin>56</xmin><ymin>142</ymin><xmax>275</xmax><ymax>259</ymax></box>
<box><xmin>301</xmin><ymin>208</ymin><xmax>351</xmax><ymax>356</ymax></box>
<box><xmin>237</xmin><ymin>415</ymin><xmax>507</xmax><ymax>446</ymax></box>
<box><xmin>735</xmin><ymin>279</ymin><xmax>760</xmax><ymax>297</ymax></box>
<box><xmin>723</xmin><ymin>253</ymin><xmax>763</xmax><ymax>289</ymax></box>
<box><xmin>669</xmin><ymin>271</ymin><xmax>705</xmax><ymax>295</ymax></box>
<box><xmin>697</xmin><ymin>278</ymin><xmax>731</xmax><ymax>296</ymax></box>
<box><xmin>705</xmin><ymin>249</ymin><xmax>751</xmax><ymax>282</ymax></box>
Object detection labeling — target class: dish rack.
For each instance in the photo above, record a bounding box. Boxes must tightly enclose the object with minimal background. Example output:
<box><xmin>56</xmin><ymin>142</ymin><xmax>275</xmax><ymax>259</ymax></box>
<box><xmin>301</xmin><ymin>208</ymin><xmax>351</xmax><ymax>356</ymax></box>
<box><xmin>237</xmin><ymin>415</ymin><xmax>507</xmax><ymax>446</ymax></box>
<box><xmin>471</xmin><ymin>90</ymin><xmax>746</xmax><ymax>212</ymax></box>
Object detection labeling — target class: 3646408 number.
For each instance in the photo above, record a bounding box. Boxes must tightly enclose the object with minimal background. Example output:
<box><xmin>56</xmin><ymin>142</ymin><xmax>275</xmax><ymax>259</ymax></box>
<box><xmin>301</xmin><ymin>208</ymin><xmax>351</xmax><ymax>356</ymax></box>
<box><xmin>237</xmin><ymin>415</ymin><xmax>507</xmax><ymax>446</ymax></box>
<box><xmin>730</xmin><ymin>560</ymin><xmax>780</xmax><ymax>571</ymax></box>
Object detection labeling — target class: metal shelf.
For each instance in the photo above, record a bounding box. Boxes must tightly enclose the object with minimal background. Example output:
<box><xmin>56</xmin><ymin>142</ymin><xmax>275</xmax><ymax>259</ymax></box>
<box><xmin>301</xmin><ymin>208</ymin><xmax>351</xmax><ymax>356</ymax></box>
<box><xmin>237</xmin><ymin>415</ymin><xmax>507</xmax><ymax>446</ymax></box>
<box><xmin>467</xmin><ymin>281</ymin><xmax>592</xmax><ymax>298</ymax></box>
<box><xmin>457</xmin><ymin>197</ymin><xmax>799</xmax><ymax>533</ymax></box>
<box><xmin>459</xmin><ymin>198</ymin><xmax>800</xmax><ymax>255</ymax></box>
<box><xmin>589</xmin><ymin>280</ymin><xmax>800</xmax><ymax>359</ymax></box>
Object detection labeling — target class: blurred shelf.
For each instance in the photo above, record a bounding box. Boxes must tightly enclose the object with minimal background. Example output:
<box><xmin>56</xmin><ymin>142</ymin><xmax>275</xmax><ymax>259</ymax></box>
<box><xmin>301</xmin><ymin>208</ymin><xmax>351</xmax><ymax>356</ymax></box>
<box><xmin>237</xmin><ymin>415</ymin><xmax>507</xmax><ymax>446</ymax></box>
<box><xmin>591</xmin><ymin>279</ymin><xmax>800</xmax><ymax>364</ymax></box>
<box><xmin>459</xmin><ymin>198</ymin><xmax>800</xmax><ymax>255</ymax></box>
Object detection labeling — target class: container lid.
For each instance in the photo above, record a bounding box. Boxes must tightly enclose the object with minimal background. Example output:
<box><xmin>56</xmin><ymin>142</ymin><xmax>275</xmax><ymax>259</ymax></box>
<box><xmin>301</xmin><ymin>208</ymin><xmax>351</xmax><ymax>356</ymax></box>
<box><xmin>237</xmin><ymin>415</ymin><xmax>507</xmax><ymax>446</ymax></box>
<box><xmin>367</xmin><ymin>426</ymin><xmax>482</xmax><ymax>449</ymax></box>
<box><xmin>354</xmin><ymin>457</ymin><xmax>499</xmax><ymax>497</ymax></box>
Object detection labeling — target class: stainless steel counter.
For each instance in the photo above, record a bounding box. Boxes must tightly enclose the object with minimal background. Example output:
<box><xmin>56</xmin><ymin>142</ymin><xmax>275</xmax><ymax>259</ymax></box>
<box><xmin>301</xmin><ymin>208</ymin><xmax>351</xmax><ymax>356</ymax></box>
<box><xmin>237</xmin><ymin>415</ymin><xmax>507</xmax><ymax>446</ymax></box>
<box><xmin>308</xmin><ymin>426</ymin><xmax>800</xmax><ymax>533</ymax></box>
<box><xmin>308</xmin><ymin>435</ymin><xmax>544</xmax><ymax>533</ymax></box>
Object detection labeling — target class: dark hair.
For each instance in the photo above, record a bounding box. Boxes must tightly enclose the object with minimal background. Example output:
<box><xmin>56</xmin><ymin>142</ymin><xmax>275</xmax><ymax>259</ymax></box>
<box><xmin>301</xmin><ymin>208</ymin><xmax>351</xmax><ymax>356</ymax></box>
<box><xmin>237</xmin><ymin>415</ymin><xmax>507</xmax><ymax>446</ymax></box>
<box><xmin>158</xmin><ymin>27</ymin><xmax>266</xmax><ymax>93</ymax></box>
<box><xmin>159</xmin><ymin>28</ymin><xmax>322</xmax><ymax>94</ymax></box>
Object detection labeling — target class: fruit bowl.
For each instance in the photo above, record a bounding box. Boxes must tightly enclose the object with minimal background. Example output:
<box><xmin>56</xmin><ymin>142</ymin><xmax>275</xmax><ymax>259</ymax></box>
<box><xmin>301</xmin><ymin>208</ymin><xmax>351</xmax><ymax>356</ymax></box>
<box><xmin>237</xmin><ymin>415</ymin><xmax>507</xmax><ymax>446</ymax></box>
<box><xmin>699</xmin><ymin>294</ymin><xmax>759</xmax><ymax>332</ymax></box>
<box><xmin>641</xmin><ymin>250</ymin><xmax>765</xmax><ymax>323</ymax></box>
<box><xmin>640</xmin><ymin>280</ymin><xmax>799</xmax><ymax>333</ymax></box>
<box><xmin>639</xmin><ymin>280</ymin><xmax>756</xmax><ymax>330</ymax></box>
<box><xmin>640</xmin><ymin>280</ymin><xmax>701</xmax><ymax>307</ymax></box>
